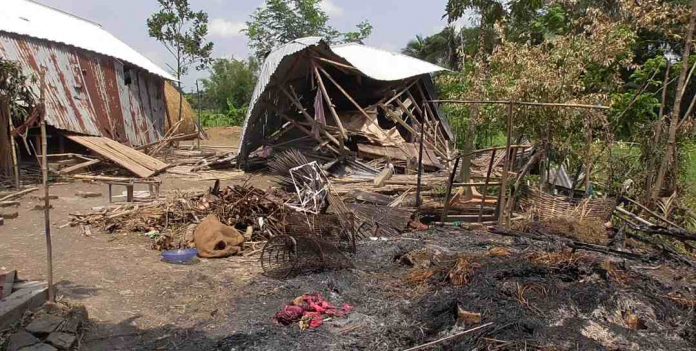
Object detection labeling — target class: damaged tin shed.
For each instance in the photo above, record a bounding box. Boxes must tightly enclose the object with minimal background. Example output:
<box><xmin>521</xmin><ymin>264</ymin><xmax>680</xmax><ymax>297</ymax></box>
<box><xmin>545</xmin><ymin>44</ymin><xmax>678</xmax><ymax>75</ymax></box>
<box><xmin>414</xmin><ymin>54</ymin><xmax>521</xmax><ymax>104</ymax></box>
<box><xmin>238</xmin><ymin>37</ymin><xmax>454</xmax><ymax>171</ymax></box>
<box><xmin>0</xmin><ymin>0</ymin><xmax>185</xmax><ymax>147</ymax></box>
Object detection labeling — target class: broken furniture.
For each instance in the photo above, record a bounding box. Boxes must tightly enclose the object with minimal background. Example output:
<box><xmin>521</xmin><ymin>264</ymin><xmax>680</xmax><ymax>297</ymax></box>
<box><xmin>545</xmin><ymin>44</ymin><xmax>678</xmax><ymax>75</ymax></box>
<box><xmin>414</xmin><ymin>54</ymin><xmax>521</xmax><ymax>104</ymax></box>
<box><xmin>105</xmin><ymin>177</ymin><xmax>161</xmax><ymax>203</ymax></box>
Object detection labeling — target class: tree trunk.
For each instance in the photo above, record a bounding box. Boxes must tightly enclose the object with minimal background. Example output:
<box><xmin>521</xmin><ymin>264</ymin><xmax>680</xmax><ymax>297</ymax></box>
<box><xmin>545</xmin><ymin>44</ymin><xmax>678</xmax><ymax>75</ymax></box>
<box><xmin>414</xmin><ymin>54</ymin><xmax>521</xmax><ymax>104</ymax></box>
<box><xmin>0</xmin><ymin>97</ymin><xmax>12</xmax><ymax>177</ymax></box>
<box><xmin>651</xmin><ymin>0</ymin><xmax>696</xmax><ymax>201</ymax></box>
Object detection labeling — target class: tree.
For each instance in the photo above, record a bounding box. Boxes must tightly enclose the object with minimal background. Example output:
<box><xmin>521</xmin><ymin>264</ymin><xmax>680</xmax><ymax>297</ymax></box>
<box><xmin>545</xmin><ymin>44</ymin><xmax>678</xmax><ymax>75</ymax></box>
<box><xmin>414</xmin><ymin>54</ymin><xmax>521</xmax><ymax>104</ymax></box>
<box><xmin>148</xmin><ymin>0</ymin><xmax>214</xmax><ymax>122</ymax></box>
<box><xmin>245</xmin><ymin>0</ymin><xmax>372</xmax><ymax>60</ymax></box>
<box><xmin>402</xmin><ymin>27</ymin><xmax>472</xmax><ymax>69</ymax></box>
<box><xmin>201</xmin><ymin>57</ymin><xmax>258</xmax><ymax>113</ymax></box>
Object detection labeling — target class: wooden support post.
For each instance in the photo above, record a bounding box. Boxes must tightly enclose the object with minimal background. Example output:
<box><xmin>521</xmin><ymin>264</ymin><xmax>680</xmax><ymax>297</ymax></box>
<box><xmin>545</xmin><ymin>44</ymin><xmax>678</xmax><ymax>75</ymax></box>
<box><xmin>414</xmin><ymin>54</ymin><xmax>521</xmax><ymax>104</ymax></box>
<box><xmin>415</xmin><ymin>122</ymin><xmax>425</xmax><ymax>212</ymax></box>
<box><xmin>478</xmin><ymin>149</ymin><xmax>497</xmax><ymax>223</ymax></box>
<box><xmin>313</xmin><ymin>65</ymin><xmax>347</xmax><ymax>143</ymax></box>
<box><xmin>39</xmin><ymin>72</ymin><xmax>54</xmax><ymax>303</ymax></box>
<box><xmin>498</xmin><ymin>102</ymin><xmax>513</xmax><ymax>226</ymax></box>
<box><xmin>441</xmin><ymin>156</ymin><xmax>461</xmax><ymax>225</ymax></box>
<box><xmin>8</xmin><ymin>105</ymin><xmax>20</xmax><ymax>189</ymax></box>
<box><xmin>584</xmin><ymin>115</ymin><xmax>592</xmax><ymax>194</ymax></box>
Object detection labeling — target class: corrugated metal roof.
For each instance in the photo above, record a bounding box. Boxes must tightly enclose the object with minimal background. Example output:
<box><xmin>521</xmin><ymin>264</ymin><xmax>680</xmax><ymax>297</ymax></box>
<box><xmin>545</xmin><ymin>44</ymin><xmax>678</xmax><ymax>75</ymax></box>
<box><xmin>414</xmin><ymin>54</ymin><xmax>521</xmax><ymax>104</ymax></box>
<box><xmin>0</xmin><ymin>32</ymin><xmax>167</xmax><ymax>146</ymax></box>
<box><xmin>0</xmin><ymin>0</ymin><xmax>174</xmax><ymax>80</ymax></box>
<box><xmin>331</xmin><ymin>43</ymin><xmax>447</xmax><ymax>81</ymax></box>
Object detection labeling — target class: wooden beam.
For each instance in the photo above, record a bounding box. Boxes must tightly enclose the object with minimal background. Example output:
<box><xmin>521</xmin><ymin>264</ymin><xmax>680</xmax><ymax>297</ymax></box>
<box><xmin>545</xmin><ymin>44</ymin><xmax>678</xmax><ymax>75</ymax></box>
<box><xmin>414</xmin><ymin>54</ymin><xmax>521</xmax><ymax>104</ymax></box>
<box><xmin>316</xmin><ymin>66</ymin><xmax>389</xmax><ymax>139</ymax></box>
<box><xmin>440</xmin><ymin>157</ymin><xmax>461</xmax><ymax>225</ymax></box>
<box><xmin>384</xmin><ymin>79</ymin><xmax>419</xmax><ymax>106</ymax></box>
<box><xmin>316</xmin><ymin>57</ymin><xmax>359</xmax><ymax>72</ymax></box>
<box><xmin>498</xmin><ymin>102</ymin><xmax>513</xmax><ymax>226</ymax></box>
<box><xmin>58</xmin><ymin>158</ymin><xmax>101</xmax><ymax>175</ymax></box>
<box><xmin>313</xmin><ymin>65</ymin><xmax>348</xmax><ymax>141</ymax></box>
<box><xmin>478</xmin><ymin>149</ymin><xmax>497</xmax><ymax>223</ymax></box>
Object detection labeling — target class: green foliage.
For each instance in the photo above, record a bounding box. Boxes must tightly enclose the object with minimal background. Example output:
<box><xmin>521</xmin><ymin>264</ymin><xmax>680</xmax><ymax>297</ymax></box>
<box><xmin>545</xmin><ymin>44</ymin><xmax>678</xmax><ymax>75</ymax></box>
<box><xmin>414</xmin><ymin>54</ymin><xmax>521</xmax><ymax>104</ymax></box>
<box><xmin>147</xmin><ymin>0</ymin><xmax>214</xmax><ymax>78</ymax></box>
<box><xmin>245</xmin><ymin>0</ymin><xmax>372</xmax><ymax>60</ymax></box>
<box><xmin>201</xmin><ymin>58</ymin><xmax>258</xmax><ymax>113</ymax></box>
<box><xmin>0</xmin><ymin>58</ymin><xmax>36</xmax><ymax>124</ymax></box>
<box><xmin>198</xmin><ymin>99</ymin><xmax>247</xmax><ymax>128</ymax></box>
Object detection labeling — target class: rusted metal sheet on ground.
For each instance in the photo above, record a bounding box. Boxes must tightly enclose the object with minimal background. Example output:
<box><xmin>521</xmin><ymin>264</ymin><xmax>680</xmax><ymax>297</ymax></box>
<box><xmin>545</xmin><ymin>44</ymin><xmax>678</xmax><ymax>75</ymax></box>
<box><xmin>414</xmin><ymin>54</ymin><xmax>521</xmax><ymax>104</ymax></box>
<box><xmin>0</xmin><ymin>32</ymin><xmax>166</xmax><ymax>146</ymax></box>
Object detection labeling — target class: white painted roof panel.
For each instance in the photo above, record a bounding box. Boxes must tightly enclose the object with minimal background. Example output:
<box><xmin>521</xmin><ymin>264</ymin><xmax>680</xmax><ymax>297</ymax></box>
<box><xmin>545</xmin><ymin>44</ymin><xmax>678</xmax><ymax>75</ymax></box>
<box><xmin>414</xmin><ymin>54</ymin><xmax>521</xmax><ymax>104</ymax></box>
<box><xmin>331</xmin><ymin>42</ymin><xmax>447</xmax><ymax>81</ymax></box>
<box><xmin>0</xmin><ymin>0</ymin><xmax>175</xmax><ymax>80</ymax></box>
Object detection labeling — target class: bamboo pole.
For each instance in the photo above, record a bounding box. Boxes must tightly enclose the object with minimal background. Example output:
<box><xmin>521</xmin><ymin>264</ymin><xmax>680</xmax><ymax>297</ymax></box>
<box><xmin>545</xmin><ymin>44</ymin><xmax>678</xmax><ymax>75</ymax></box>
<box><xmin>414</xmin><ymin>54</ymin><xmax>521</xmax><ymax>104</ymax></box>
<box><xmin>7</xmin><ymin>104</ymin><xmax>19</xmax><ymax>189</ymax></box>
<box><xmin>313</xmin><ymin>65</ymin><xmax>347</xmax><ymax>142</ymax></box>
<box><xmin>498</xmin><ymin>102</ymin><xmax>513</xmax><ymax>226</ymax></box>
<box><xmin>415</xmin><ymin>111</ymin><xmax>426</xmax><ymax>212</ymax></box>
<box><xmin>478</xmin><ymin>149</ymin><xmax>497</xmax><ymax>223</ymax></box>
<box><xmin>430</xmin><ymin>99</ymin><xmax>610</xmax><ymax>110</ymax></box>
<box><xmin>39</xmin><ymin>72</ymin><xmax>54</xmax><ymax>302</ymax></box>
<box><xmin>440</xmin><ymin>157</ymin><xmax>461</xmax><ymax>225</ymax></box>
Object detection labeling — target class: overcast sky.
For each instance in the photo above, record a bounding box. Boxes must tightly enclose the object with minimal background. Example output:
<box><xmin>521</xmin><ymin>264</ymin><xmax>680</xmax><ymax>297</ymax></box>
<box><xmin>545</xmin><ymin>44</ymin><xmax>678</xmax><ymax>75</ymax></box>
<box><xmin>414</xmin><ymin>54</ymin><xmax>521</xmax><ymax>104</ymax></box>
<box><xmin>36</xmin><ymin>0</ymin><xmax>459</xmax><ymax>90</ymax></box>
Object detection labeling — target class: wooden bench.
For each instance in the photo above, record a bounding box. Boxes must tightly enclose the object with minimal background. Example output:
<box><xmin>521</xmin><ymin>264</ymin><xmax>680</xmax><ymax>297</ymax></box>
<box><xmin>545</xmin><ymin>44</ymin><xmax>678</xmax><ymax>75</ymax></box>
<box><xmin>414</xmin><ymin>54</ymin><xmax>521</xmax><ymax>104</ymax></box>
<box><xmin>107</xmin><ymin>178</ymin><xmax>161</xmax><ymax>203</ymax></box>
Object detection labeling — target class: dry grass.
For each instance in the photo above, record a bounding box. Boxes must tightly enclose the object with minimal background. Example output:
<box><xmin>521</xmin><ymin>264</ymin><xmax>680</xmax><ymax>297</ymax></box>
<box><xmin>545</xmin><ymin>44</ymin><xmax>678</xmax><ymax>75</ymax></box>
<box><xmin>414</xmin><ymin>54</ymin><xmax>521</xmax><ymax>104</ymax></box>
<box><xmin>512</xmin><ymin>216</ymin><xmax>609</xmax><ymax>245</ymax></box>
<box><xmin>527</xmin><ymin>250</ymin><xmax>590</xmax><ymax>267</ymax></box>
<box><xmin>488</xmin><ymin>247</ymin><xmax>512</xmax><ymax>257</ymax></box>
<box><xmin>600</xmin><ymin>260</ymin><xmax>632</xmax><ymax>285</ymax></box>
<box><xmin>448</xmin><ymin>257</ymin><xmax>481</xmax><ymax>286</ymax></box>
<box><xmin>666</xmin><ymin>292</ymin><xmax>696</xmax><ymax>308</ymax></box>
<box><xmin>405</xmin><ymin>269</ymin><xmax>436</xmax><ymax>286</ymax></box>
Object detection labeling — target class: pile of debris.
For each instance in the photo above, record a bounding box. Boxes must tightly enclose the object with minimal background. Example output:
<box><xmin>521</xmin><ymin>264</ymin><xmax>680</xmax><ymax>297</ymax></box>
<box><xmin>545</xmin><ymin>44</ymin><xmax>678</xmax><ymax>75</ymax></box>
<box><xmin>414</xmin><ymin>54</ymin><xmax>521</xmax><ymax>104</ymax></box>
<box><xmin>68</xmin><ymin>182</ymin><xmax>287</xmax><ymax>249</ymax></box>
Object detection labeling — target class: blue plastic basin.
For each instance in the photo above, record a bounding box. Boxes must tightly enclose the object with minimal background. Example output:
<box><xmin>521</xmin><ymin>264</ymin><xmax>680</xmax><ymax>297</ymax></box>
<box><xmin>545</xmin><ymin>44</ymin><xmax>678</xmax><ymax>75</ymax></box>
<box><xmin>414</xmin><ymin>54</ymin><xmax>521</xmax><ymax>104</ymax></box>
<box><xmin>161</xmin><ymin>248</ymin><xmax>199</xmax><ymax>264</ymax></box>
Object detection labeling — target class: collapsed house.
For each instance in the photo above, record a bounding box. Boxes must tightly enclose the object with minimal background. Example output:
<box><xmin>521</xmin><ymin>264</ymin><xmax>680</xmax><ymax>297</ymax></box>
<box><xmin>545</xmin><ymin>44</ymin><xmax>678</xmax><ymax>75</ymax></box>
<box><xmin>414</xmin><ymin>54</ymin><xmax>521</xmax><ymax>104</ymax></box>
<box><xmin>238</xmin><ymin>37</ymin><xmax>453</xmax><ymax>172</ymax></box>
<box><xmin>0</xmin><ymin>0</ymin><xmax>195</xmax><ymax>179</ymax></box>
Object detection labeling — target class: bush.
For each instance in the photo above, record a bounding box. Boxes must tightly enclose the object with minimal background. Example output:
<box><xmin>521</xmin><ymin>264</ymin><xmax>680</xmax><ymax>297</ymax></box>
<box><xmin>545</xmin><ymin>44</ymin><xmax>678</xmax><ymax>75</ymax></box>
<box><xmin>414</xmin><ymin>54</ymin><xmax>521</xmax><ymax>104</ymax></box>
<box><xmin>198</xmin><ymin>99</ymin><xmax>247</xmax><ymax>128</ymax></box>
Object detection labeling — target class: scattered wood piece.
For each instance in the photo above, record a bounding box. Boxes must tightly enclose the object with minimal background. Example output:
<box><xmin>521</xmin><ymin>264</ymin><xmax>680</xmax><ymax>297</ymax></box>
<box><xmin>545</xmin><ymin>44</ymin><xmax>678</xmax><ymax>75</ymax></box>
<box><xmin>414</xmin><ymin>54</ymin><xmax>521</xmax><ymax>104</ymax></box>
<box><xmin>0</xmin><ymin>187</ymin><xmax>38</xmax><ymax>202</ymax></box>
<box><xmin>0</xmin><ymin>201</ymin><xmax>20</xmax><ymax>207</ymax></box>
<box><xmin>0</xmin><ymin>217</ymin><xmax>3</xmax><ymax>226</ymax></box>
<box><xmin>1</xmin><ymin>212</ymin><xmax>18</xmax><ymax>219</ymax></box>
<box><xmin>457</xmin><ymin>306</ymin><xmax>482</xmax><ymax>325</ymax></box>
<box><xmin>403</xmin><ymin>322</ymin><xmax>494</xmax><ymax>351</ymax></box>
<box><xmin>374</xmin><ymin>163</ymin><xmax>394</xmax><ymax>188</ymax></box>
<box><xmin>75</xmin><ymin>191</ymin><xmax>102</xmax><ymax>198</ymax></box>
<box><xmin>58</xmin><ymin>158</ymin><xmax>100</xmax><ymax>175</ymax></box>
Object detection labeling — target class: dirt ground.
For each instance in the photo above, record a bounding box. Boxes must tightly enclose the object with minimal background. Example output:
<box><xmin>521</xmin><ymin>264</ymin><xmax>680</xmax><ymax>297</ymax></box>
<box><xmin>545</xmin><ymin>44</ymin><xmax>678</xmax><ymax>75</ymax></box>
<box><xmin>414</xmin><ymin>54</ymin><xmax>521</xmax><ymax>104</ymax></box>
<box><xmin>2</xmin><ymin>127</ymin><xmax>696</xmax><ymax>350</ymax></box>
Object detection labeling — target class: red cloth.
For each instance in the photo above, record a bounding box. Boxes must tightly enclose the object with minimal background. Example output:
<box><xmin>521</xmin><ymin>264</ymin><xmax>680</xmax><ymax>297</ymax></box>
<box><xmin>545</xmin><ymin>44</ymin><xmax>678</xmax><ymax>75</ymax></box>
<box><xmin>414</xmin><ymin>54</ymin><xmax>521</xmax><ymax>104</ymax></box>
<box><xmin>273</xmin><ymin>293</ymin><xmax>353</xmax><ymax>329</ymax></box>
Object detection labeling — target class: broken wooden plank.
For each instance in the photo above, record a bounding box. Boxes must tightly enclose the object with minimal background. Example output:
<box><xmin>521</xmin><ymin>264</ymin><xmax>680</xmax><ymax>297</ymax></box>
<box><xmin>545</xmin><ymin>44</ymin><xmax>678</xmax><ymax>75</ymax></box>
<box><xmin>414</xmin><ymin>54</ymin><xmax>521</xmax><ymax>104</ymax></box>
<box><xmin>374</xmin><ymin>163</ymin><xmax>394</xmax><ymax>188</ymax></box>
<box><xmin>0</xmin><ymin>201</ymin><xmax>20</xmax><ymax>207</ymax></box>
<box><xmin>0</xmin><ymin>187</ymin><xmax>38</xmax><ymax>202</ymax></box>
<box><xmin>75</xmin><ymin>191</ymin><xmax>102</xmax><ymax>198</ymax></box>
<box><xmin>1</xmin><ymin>212</ymin><xmax>18</xmax><ymax>219</ymax></box>
<box><xmin>58</xmin><ymin>158</ymin><xmax>100</xmax><ymax>175</ymax></box>
<box><xmin>358</xmin><ymin>143</ymin><xmax>442</xmax><ymax>169</ymax></box>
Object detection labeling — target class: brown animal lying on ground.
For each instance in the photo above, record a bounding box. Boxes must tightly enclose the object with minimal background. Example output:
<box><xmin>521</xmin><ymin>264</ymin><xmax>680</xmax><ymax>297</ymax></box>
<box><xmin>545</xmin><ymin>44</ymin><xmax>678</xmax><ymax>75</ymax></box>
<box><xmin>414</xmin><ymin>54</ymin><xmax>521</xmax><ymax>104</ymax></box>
<box><xmin>193</xmin><ymin>215</ymin><xmax>245</xmax><ymax>258</ymax></box>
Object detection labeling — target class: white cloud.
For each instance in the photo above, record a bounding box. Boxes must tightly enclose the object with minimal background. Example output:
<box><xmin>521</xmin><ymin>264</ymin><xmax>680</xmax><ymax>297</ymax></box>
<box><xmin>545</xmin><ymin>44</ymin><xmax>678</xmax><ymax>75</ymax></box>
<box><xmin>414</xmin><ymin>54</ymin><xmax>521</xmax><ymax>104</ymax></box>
<box><xmin>319</xmin><ymin>0</ymin><xmax>343</xmax><ymax>17</ymax></box>
<box><xmin>208</xmin><ymin>18</ymin><xmax>246</xmax><ymax>38</ymax></box>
